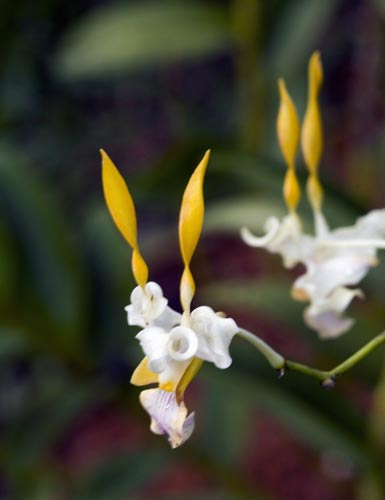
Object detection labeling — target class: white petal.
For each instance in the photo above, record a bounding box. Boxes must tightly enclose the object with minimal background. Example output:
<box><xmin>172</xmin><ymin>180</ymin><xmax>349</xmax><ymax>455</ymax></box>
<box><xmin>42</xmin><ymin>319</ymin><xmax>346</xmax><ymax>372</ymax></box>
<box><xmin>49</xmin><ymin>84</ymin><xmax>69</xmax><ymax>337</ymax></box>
<box><xmin>139</xmin><ymin>389</ymin><xmax>195</xmax><ymax>448</ymax></box>
<box><xmin>191</xmin><ymin>306</ymin><xmax>238</xmax><ymax>369</ymax></box>
<box><xmin>338</xmin><ymin>208</ymin><xmax>385</xmax><ymax>239</ymax></box>
<box><xmin>293</xmin><ymin>252</ymin><xmax>373</xmax><ymax>303</ymax></box>
<box><xmin>167</xmin><ymin>327</ymin><xmax>198</xmax><ymax>362</ymax></box>
<box><xmin>125</xmin><ymin>282</ymin><xmax>168</xmax><ymax>327</ymax></box>
<box><xmin>135</xmin><ymin>327</ymin><xmax>169</xmax><ymax>373</ymax></box>
<box><xmin>153</xmin><ymin>306</ymin><xmax>182</xmax><ymax>330</ymax></box>
<box><xmin>304</xmin><ymin>287</ymin><xmax>363</xmax><ymax>339</ymax></box>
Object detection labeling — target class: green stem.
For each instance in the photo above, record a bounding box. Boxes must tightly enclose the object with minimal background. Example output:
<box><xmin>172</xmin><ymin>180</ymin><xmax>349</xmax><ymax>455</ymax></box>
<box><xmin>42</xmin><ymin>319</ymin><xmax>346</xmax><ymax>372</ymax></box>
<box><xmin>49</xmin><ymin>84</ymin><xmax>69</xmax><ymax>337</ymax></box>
<box><xmin>237</xmin><ymin>329</ymin><xmax>385</xmax><ymax>385</ymax></box>
<box><xmin>331</xmin><ymin>332</ymin><xmax>385</xmax><ymax>376</ymax></box>
<box><xmin>237</xmin><ymin>329</ymin><xmax>285</xmax><ymax>370</ymax></box>
<box><xmin>285</xmin><ymin>360</ymin><xmax>334</xmax><ymax>385</ymax></box>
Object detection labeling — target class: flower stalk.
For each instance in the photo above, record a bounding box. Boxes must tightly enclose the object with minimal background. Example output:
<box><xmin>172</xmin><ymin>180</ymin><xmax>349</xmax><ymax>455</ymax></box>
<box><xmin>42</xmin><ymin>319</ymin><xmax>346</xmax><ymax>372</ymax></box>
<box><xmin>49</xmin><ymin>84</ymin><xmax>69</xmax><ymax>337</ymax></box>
<box><xmin>237</xmin><ymin>329</ymin><xmax>385</xmax><ymax>386</ymax></box>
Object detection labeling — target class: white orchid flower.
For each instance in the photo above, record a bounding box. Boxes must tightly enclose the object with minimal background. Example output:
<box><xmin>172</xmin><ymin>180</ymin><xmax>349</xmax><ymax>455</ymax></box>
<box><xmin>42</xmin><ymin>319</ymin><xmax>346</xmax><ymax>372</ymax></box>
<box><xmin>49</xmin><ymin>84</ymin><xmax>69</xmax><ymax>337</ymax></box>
<box><xmin>102</xmin><ymin>149</ymin><xmax>238</xmax><ymax>447</ymax></box>
<box><xmin>242</xmin><ymin>52</ymin><xmax>385</xmax><ymax>339</ymax></box>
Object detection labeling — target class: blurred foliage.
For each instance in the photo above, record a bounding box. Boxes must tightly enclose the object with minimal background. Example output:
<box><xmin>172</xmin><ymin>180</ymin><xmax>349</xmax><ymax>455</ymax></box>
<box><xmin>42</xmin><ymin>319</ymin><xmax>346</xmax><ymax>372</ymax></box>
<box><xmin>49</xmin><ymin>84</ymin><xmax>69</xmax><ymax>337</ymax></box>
<box><xmin>55</xmin><ymin>1</ymin><xmax>232</xmax><ymax>79</ymax></box>
<box><xmin>0</xmin><ymin>0</ymin><xmax>385</xmax><ymax>499</ymax></box>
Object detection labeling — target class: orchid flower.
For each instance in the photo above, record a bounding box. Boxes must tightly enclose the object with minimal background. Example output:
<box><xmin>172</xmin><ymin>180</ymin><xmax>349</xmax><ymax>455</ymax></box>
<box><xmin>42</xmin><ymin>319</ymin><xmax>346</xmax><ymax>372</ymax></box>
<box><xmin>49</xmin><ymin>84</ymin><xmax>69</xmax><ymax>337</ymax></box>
<box><xmin>242</xmin><ymin>52</ymin><xmax>385</xmax><ymax>339</ymax></box>
<box><xmin>101</xmin><ymin>150</ymin><xmax>238</xmax><ymax>447</ymax></box>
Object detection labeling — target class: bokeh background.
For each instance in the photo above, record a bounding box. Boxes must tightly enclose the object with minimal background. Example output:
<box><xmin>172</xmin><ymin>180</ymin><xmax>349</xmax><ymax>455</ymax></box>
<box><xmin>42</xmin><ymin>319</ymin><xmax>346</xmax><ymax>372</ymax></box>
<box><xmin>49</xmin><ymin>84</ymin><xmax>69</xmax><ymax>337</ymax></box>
<box><xmin>1</xmin><ymin>0</ymin><xmax>385</xmax><ymax>498</ymax></box>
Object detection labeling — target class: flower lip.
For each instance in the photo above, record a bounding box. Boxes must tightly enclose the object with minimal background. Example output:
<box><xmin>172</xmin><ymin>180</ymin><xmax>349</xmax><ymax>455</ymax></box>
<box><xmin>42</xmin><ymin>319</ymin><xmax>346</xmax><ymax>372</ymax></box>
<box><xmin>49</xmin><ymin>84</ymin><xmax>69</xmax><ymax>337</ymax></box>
<box><xmin>167</xmin><ymin>326</ymin><xmax>198</xmax><ymax>362</ymax></box>
<box><xmin>140</xmin><ymin>388</ymin><xmax>195</xmax><ymax>448</ymax></box>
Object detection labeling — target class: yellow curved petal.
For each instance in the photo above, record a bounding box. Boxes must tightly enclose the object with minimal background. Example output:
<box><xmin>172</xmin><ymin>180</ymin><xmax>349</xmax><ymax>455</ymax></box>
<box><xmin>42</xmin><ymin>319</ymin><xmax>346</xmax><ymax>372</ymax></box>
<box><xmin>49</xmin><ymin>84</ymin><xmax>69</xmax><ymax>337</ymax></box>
<box><xmin>101</xmin><ymin>149</ymin><xmax>148</xmax><ymax>287</ymax></box>
<box><xmin>131</xmin><ymin>357</ymin><xmax>159</xmax><ymax>386</ymax></box>
<box><xmin>175</xmin><ymin>358</ymin><xmax>203</xmax><ymax>404</ymax></box>
<box><xmin>178</xmin><ymin>150</ymin><xmax>210</xmax><ymax>312</ymax></box>
<box><xmin>301</xmin><ymin>51</ymin><xmax>323</xmax><ymax>175</ymax></box>
<box><xmin>277</xmin><ymin>79</ymin><xmax>300</xmax><ymax>170</ymax></box>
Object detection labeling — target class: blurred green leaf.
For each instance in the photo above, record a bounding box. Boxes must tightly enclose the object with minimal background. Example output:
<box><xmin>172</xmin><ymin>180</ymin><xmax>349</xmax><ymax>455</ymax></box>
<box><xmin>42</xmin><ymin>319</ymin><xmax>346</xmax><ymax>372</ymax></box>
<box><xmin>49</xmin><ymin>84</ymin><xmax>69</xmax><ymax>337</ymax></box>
<box><xmin>203</xmin><ymin>370</ymin><xmax>371</xmax><ymax>470</ymax></box>
<box><xmin>55</xmin><ymin>1</ymin><xmax>232</xmax><ymax>80</ymax></box>
<box><xmin>73</xmin><ymin>449</ymin><xmax>169</xmax><ymax>500</ymax></box>
<box><xmin>373</xmin><ymin>0</ymin><xmax>385</xmax><ymax>17</ymax></box>
<box><xmin>205</xmin><ymin>196</ymin><xmax>285</xmax><ymax>234</ymax></box>
<box><xmin>0</xmin><ymin>216</ymin><xmax>18</xmax><ymax>309</ymax></box>
<box><xmin>4</xmin><ymin>382</ymin><xmax>101</xmax><ymax>476</ymax></box>
<box><xmin>266</xmin><ymin>0</ymin><xmax>340</xmax><ymax>77</ymax></box>
<box><xmin>199</xmin><ymin>387</ymin><xmax>253</xmax><ymax>466</ymax></box>
<box><xmin>0</xmin><ymin>146</ymin><xmax>88</xmax><ymax>353</ymax></box>
<box><xmin>0</xmin><ymin>327</ymin><xmax>28</xmax><ymax>358</ymax></box>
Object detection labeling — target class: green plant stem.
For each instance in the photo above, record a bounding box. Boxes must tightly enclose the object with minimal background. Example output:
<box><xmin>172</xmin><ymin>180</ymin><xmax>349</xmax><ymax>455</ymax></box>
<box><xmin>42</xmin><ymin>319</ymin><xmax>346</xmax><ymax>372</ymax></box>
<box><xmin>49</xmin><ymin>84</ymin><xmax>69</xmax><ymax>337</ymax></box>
<box><xmin>331</xmin><ymin>332</ymin><xmax>385</xmax><ymax>376</ymax></box>
<box><xmin>285</xmin><ymin>360</ymin><xmax>333</xmax><ymax>385</ymax></box>
<box><xmin>237</xmin><ymin>329</ymin><xmax>385</xmax><ymax>385</ymax></box>
<box><xmin>237</xmin><ymin>328</ymin><xmax>285</xmax><ymax>369</ymax></box>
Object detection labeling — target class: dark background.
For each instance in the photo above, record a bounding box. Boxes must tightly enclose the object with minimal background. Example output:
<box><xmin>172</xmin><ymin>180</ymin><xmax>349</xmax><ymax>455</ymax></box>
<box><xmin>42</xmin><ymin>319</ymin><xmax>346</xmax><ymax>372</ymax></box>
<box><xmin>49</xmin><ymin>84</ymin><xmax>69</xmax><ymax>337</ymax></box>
<box><xmin>1</xmin><ymin>0</ymin><xmax>385</xmax><ymax>498</ymax></box>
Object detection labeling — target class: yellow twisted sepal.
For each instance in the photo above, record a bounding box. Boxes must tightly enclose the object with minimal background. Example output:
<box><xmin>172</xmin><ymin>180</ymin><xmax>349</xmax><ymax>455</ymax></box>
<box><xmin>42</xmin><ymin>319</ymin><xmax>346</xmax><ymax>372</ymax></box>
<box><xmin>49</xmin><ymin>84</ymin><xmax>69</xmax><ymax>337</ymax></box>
<box><xmin>101</xmin><ymin>149</ymin><xmax>148</xmax><ymax>288</ymax></box>
<box><xmin>301</xmin><ymin>51</ymin><xmax>323</xmax><ymax>175</ymax></box>
<box><xmin>301</xmin><ymin>52</ymin><xmax>324</xmax><ymax>212</ymax></box>
<box><xmin>178</xmin><ymin>150</ymin><xmax>210</xmax><ymax>314</ymax></box>
<box><xmin>277</xmin><ymin>79</ymin><xmax>301</xmax><ymax>212</ymax></box>
<box><xmin>176</xmin><ymin>358</ymin><xmax>203</xmax><ymax>404</ymax></box>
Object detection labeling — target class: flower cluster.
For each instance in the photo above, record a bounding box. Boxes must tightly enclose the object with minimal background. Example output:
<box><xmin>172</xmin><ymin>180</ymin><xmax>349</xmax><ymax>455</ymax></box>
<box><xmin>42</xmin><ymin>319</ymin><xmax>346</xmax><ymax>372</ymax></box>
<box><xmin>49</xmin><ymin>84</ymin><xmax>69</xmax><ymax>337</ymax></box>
<box><xmin>100</xmin><ymin>51</ymin><xmax>385</xmax><ymax>447</ymax></box>
<box><xmin>101</xmin><ymin>150</ymin><xmax>238</xmax><ymax>447</ymax></box>
<box><xmin>242</xmin><ymin>52</ymin><xmax>385</xmax><ymax>339</ymax></box>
